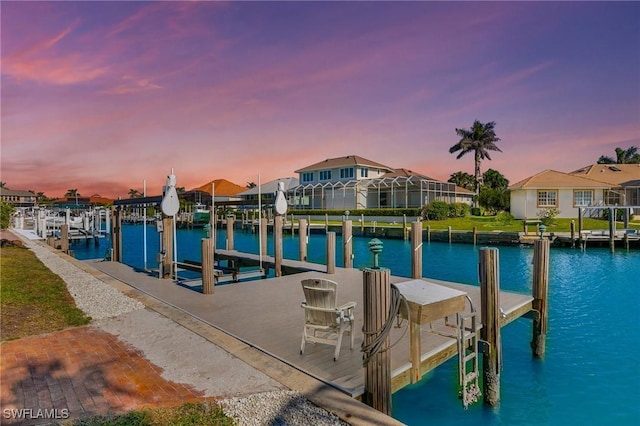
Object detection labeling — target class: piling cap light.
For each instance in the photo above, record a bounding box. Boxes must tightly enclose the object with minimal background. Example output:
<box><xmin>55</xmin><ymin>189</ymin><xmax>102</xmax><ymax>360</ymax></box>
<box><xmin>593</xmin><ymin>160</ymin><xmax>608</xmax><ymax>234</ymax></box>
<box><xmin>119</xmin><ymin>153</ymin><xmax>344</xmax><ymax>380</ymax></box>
<box><xmin>538</xmin><ymin>224</ymin><xmax>547</xmax><ymax>239</ymax></box>
<box><xmin>368</xmin><ymin>238</ymin><xmax>383</xmax><ymax>269</ymax></box>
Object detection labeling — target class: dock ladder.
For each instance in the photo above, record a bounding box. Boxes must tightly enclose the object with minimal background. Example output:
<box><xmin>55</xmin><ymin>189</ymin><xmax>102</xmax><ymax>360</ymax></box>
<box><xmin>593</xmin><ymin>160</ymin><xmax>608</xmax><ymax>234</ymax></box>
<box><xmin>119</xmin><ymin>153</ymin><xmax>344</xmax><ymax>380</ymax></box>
<box><xmin>456</xmin><ymin>302</ymin><xmax>481</xmax><ymax>409</ymax></box>
<box><xmin>429</xmin><ymin>295</ymin><xmax>481</xmax><ymax>408</ymax></box>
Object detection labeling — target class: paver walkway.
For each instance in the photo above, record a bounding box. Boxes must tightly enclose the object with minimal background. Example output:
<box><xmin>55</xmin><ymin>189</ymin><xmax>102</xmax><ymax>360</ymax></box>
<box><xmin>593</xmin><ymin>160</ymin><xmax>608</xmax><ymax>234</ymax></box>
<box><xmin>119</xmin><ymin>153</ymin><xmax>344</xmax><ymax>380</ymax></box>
<box><xmin>0</xmin><ymin>326</ymin><xmax>207</xmax><ymax>425</ymax></box>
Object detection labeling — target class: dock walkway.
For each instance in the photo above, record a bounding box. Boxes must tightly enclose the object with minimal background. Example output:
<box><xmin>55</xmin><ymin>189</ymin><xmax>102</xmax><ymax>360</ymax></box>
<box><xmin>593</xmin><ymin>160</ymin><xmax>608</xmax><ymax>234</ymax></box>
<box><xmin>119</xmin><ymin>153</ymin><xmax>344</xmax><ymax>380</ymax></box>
<box><xmin>88</xmin><ymin>258</ymin><xmax>533</xmax><ymax>398</ymax></box>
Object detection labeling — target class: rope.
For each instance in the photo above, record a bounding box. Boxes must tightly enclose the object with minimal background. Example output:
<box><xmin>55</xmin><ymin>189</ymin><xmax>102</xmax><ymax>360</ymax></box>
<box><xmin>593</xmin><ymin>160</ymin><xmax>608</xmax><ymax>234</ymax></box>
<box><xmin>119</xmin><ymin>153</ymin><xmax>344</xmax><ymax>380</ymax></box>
<box><xmin>361</xmin><ymin>283</ymin><xmax>410</xmax><ymax>365</ymax></box>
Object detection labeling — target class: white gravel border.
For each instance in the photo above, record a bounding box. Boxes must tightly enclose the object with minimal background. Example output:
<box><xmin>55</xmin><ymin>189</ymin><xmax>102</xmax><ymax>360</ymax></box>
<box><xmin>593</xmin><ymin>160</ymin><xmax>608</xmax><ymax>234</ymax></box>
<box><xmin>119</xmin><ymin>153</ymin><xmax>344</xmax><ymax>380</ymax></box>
<box><xmin>22</xmin><ymin>239</ymin><xmax>145</xmax><ymax>319</ymax></box>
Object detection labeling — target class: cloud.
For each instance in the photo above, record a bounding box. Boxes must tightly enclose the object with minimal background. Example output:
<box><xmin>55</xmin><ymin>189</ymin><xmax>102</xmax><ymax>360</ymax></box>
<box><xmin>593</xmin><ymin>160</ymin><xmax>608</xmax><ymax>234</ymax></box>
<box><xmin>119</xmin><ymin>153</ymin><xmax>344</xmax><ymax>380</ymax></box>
<box><xmin>2</xmin><ymin>21</ymin><xmax>109</xmax><ymax>85</ymax></box>
<box><xmin>101</xmin><ymin>75</ymin><xmax>163</xmax><ymax>95</ymax></box>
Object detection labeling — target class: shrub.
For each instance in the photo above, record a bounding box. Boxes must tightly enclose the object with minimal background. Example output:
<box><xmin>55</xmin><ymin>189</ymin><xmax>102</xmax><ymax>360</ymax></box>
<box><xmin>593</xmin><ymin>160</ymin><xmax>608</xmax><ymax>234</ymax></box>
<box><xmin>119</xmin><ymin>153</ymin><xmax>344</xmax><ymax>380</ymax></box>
<box><xmin>0</xmin><ymin>201</ymin><xmax>14</xmax><ymax>229</ymax></box>
<box><xmin>537</xmin><ymin>208</ymin><xmax>560</xmax><ymax>226</ymax></box>
<box><xmin>421</xmin><ymin>201</ymin><xmax>451</xmax><ymax>220</ymax></box>
<box><xmin>470</xmin><ymin>207</ymin><xmax>482</xmax><ymax>216</ymax></box>
<box><xmin>450</xmin><ymin>202</ymin><xmax>470</xmax><ymax>218</ymax></box>
<box><xmin>495</xmin><ymin>212</ymin><xmax>515</xmax><ymax>226</ymax></box>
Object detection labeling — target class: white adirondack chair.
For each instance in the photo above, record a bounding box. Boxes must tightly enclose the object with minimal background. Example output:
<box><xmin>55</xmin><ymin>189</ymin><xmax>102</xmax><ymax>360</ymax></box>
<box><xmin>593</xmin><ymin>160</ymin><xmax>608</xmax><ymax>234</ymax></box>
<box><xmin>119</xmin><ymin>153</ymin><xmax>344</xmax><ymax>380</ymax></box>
<box><xmin>300</xmin><ymin>278</ymin><xmax>356</xmax><ymax>361</ymax></box>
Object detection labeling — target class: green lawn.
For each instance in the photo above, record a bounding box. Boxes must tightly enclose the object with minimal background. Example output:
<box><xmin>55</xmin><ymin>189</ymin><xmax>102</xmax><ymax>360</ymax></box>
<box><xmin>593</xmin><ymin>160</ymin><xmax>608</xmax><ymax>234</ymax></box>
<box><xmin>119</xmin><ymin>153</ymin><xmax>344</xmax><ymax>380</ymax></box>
<box><xmin>317</xmin><ymin>216</ymin><xmax>640</xmax><ymax>233</ymax></box>
<box><xmin>1</xmin><ymin>246</ymin><xmax>91</xmax><ymax>341</ymax></box>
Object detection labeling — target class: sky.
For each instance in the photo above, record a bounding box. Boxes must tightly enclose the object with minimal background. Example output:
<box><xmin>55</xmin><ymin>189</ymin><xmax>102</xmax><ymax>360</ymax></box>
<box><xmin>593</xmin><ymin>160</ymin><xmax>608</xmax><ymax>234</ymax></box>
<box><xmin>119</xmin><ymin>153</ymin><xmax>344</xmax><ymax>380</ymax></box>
<box><xmin>1</xmin><ymin>1</ymin><xmax>639</xmax><ymax>199</ymax></box>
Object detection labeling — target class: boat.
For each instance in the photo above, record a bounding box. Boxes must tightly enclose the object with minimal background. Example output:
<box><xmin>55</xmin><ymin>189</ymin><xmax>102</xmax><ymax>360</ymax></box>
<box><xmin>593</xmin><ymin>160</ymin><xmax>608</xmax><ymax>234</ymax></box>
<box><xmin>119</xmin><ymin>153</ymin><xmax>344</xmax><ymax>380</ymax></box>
<box><xmin>193</xmin><ymin>203</ymin><xmax>210</xmax><ymax>225</ymax></box>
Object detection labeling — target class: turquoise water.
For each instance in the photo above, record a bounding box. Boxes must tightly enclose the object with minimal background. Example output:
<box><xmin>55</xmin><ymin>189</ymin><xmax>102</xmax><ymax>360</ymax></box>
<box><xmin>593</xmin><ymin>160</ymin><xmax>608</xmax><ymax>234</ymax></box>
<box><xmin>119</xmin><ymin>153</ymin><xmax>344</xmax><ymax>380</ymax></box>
<box><xmin>73</xmin><ymin>225</ymin><xmax>640</xmax><ymax>425</ymax></box>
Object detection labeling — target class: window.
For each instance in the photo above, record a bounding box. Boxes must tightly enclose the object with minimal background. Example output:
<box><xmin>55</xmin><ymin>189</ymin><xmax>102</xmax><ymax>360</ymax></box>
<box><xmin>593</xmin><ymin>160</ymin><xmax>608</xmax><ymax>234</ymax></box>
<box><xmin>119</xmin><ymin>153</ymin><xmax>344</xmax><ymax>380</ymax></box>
<box><xmin>319</xmin><ymin>170</ymin><xmax>332</xmax><ymax>181</ymax></box>
<box><xmin>340</xmin><ymin>167</ymin><xmax>354</xmax><ymax>179</ymax></box>
<box><xmin>573</xmin><ymin>190</ymin><xmax>593</xmax><ymax>207</ymax></box>
<box><xmin>360</xmin><ymin>167</ymin><xmax>369</xmax><ymax>178</ymax></box>
<box><xmin>537</xmin><ymin>190</ymin><xmax>557</xmax><ymax>207</ymax></box>
<box><xmin>301</xmin><ymin>172</ymin><xmax>313</xmax><ymax>183</ymax></box>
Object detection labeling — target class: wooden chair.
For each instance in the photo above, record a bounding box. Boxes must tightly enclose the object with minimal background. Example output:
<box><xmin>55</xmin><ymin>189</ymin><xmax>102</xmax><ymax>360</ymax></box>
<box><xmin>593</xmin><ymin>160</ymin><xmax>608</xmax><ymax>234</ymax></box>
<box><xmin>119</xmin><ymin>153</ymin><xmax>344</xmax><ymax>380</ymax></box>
<box><xmin>300</xmin><ymin>278</ymin><xmax>356</xmax><ymax>361</ymax></box>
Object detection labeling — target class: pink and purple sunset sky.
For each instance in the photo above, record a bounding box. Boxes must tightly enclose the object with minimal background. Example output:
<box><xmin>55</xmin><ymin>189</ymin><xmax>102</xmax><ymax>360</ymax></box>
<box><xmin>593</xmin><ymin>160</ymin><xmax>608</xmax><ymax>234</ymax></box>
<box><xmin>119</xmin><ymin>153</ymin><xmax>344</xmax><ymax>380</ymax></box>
<box><xmin>1</xmin><ymin>1</ymin><xmax>639</xmax><ymax>199</ymax></box>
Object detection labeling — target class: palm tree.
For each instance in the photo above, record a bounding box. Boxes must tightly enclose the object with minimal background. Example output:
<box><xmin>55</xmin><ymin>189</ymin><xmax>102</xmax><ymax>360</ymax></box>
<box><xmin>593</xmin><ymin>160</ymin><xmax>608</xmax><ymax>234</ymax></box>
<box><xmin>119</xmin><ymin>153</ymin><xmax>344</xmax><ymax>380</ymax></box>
<box><xmin>0</xmin><ymin>182</ymin><xmax>6</xmax><ymax>188</ymax></box>
<box><xmin>597</xmin><ymin>146</ymin><xmax>640</xmax><ymax>164</ymax></box>
<box><xmin>448</xmin><ymin>171</ymin><xmax>476</xmax><ymax>191</ymax></box>
<box><xmin>449</xmin><ymin>120</ymin><xmax>502</xmax><ymax>195</ymax></box>
<box><xmin>65</xmin><ymin>188</ymin><xmax>79</xmax><ymax>205</ymax></box>
<box><xmin>128</xmin><ymin>188</ymin><xmax>141</xmax><ymax>198</ymax></box>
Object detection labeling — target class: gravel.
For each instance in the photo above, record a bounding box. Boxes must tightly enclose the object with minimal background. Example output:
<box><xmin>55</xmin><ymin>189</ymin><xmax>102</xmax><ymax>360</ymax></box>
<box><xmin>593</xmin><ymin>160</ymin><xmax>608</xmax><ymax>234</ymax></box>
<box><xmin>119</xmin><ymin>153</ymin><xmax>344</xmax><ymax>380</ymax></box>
<box><xmin>24</xmin><ymin>239</ymin><xmax>144</xmax><ymax>319</ymax></box>
<box><xmin>219</xmin><ymin>390</ymin><xmax>348</xmax><ymax>426</ymax></box>
<box><xmin>19</xmin><ymin>237</ymin><xmax>349</xmax><ymax>425</ymax></box>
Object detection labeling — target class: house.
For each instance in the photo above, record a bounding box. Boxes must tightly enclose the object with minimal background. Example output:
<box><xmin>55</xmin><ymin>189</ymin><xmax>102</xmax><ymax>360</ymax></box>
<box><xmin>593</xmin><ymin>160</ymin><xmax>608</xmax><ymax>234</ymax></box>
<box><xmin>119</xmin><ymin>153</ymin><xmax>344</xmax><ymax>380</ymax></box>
<box><xmin>509</xmin><ymin>164</ymin><xmax>640</xmax><ymax>219</ymax></box>
<box><xmin>290</xmin><ymin>155</ymin><xmax>465</xmax><ymax>210</ymax></box>
<box><xmin>0</xmin><ymin>188</ymin><xmax>36</xmax><ymax>207</ymax></box>
<box><xmin>237</xmin><ymin>177</ymin><xmax>299</xmax><ymax>205</ymax></box>
<box><xmin>184</xmin><ymin>179</ymin><xmax>247</xmax><ymax>205</ymax></box>
<box><xmin>570</xmin><ymin>164</ymin><xmax>640</xmax><ymax>209</ymax></box>
<box><xmin>53</xmin><ymin>194</ymin><xmax>113</xmax><ymax>208</ymax></box>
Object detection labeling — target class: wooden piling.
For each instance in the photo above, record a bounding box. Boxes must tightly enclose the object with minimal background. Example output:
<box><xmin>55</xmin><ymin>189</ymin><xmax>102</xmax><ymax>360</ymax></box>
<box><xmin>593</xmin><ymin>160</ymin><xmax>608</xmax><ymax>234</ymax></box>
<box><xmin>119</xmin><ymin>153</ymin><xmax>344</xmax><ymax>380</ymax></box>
<box><xmin>479</xmin><ymin>247</ymin><xmax>501</xmax><ymax>407</ymax></box>
<box><xmin>60</xmin><ymin>224</ymin><xmax>69</xmax><ymax>254</ymax></box>
<box><xmin>403</xmin><ymin>215</ymin><xmax>408</xmax><ymax>240</ymax></box>
<box><xmin>411</xmin><ymin>221</ymin><xmax>422</xmax><ymax>279</ymax></box>
<box><xmin>201</xmin><ymin>238</ymin><xmax>214</xmax><ymax>294</ymax></box>
<box><xmin>162</xmin><ymin>216</ymin><xmax>173</xmax><ymax>278</ymax></box>
<box><xmin>326</xmin><ymin>231</ymin><xmax>336</xmax><ymax>274</ymax></box>
<box><xmin>111</xmin><ymin>207</ymin><xmax>123</xmax><ymax>263</ymax></box>
<box><xmin>298</xmin><ymin>219</ymin><xmax>308</xmax><ymax>261</ymax></box>
<box><xmin>608</xmin><ymin>207</ymin><xmax>615</xmax><ymax>253</ymax></box>
<box><xmin>325</xmin><ymin>213</ymin><xmax>329</xmax><ymax>232</ymax></box>
<box><xmin>260</xmin><ymin>218</ymin><xmax>267</xmax><ymax>257</ymax></box>
<box><xmin>343</xmin><ymin>220</ymin><xmax>353</xmax><ymax>269</ymax></box>
<box><xmin>531</xmin><ymin>239</ymin><xmax>550</xmax><ymax>358</ymax></box>
<box><xmin>472</xmin><ymin>226</ymin><xmax>477</xmax><ymax>246</ymax></box>
<box><xmin>570</xmin><ymin>220</ymin><xmax>576</xmax><ymax>248</ymax></box>
<box><xmin>361</xmin><ymin>213</ymin><xmax>365</xmax><ymax>232</ymax></box>
<box><xmin>362</xmin><ymin>267</ymin><xmax>392</xmax><ymax>415</ymax></box>
<box><xmin>274</xmin><ymin>216</ymin><xmax>283</xmax><ymax>277</ymax></box>
<box><xmin>226</xmin><ymin>216</ymin><xmax>235</xmax><ymax>250</ymax></box>
<box><xmin>426</xmin><ymin>225</ymin><xmax>431</xmax><ymax>242</ymax></box>
<box><xmin>578</xmin><ymin>208</ymin><xmax>584</xmax><ymax>248</ymax></box>
<box><xmin>448</xmin><ymin>225</ymin><xmax>452</xmax><ymax>243</ymax></box>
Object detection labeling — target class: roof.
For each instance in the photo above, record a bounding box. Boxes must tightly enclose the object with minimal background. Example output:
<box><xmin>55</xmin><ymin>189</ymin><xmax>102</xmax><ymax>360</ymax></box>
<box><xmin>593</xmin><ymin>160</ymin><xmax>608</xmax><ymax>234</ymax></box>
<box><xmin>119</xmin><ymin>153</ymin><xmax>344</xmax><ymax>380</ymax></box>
<box><xmin>570</xmin><ymin>164</ymin><xmax>640</xmax><ymax>186</ymax></box>
<box><xmin>191</xmin><ymin>179</ymin><xmax>246</xmax><ymax>196</ymax></box>
<box><xmin>381</xmin><ymin>168</ymin><xmax>437</xmax><ymax>181</ymax></box>
<box><xmin>508</xmin><ymin>169</ymin><xmax>613</xmax><ymax>190</ymax></box>
<box><xmin>0</xmin><ymin>188</ymin><xmax>35</xmax><ymax>197</ymax></box>
<box><xmin>454</xmin><ymin>186</ymin><xmax>475</xmax><ymax>195</ymax></box>
<box><xmin>294</xmin><ymin>155</ymin><xmax>394</xmax><ymax>173</ymax></box>
<box><xmin>238</xmin><ymin>177</ymin><xmax>299</xmax><ymax>196</ymax></box>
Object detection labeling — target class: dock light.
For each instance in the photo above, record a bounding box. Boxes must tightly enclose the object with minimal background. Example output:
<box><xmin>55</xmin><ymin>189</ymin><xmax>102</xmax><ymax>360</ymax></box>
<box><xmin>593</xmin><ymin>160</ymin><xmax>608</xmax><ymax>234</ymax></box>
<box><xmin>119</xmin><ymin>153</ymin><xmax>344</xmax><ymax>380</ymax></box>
<box><xmin>368</xmin><ymin>238</ymin><xmax>383</xmax><ymax>269</ymax></box>
<box><xmin>538</xmin><ymin>224</ymin><xmax>546</xmax><ymax>240</ymax></box>
<box><xmin>345</xmin><ymin>210</ymin><xmax>350</xmax><ymax>219</ymax></box>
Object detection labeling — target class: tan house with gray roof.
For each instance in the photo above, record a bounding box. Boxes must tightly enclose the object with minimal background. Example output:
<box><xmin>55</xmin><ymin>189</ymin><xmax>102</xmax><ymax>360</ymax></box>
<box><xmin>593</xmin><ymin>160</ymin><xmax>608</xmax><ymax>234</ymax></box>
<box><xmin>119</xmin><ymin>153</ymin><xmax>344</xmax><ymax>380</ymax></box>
<box><xmin>509</xmin><ymin>164</ymin><xmax>640</xmax><ymax>219</ymax></box>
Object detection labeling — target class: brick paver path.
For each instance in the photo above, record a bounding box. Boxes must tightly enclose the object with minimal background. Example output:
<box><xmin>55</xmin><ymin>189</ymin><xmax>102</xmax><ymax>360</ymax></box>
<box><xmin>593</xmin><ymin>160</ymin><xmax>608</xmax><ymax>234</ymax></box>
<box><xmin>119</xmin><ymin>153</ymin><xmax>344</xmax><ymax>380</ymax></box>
<box><xmin>1</xmin><ymin>326</ymin><xmax>206</xmax><ymax>425</ymax></box>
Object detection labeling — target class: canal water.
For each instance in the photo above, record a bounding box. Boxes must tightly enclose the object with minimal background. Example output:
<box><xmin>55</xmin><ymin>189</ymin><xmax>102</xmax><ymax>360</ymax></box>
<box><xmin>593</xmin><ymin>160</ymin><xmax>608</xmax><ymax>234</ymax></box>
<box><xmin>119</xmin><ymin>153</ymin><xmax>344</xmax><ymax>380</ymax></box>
<box><xmin>72</xmin><ymin>225</ymin><xmax>640</xmax><ymax>425</ymax></box>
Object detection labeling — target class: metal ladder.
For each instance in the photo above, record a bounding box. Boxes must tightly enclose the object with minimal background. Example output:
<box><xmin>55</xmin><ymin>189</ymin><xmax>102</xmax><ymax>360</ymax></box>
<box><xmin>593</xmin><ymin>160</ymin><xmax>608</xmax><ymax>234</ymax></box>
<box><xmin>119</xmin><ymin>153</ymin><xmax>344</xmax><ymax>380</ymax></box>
<box><xmin>456</xmin><ymin>306</ymin><xmax>481</xmax><ymax>409</ymax></box>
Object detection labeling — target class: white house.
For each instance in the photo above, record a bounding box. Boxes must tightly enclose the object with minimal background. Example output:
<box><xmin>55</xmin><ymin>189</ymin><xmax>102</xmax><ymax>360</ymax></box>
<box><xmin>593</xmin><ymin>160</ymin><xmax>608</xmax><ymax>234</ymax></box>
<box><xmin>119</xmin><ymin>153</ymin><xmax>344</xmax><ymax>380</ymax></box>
<box><xmin>509</xmin><ymin>164</ymin><xmax>640</xmax><ymax>219</ymax></box>
<box><xmin>291</xmin><ymin>155</ymin><xmax>468</xmax><ymax>210</ymax></box>
<box><xmin>237</xmin><ymin>177</ymin><xmax>299</xmax><ymax>204</ymax></box>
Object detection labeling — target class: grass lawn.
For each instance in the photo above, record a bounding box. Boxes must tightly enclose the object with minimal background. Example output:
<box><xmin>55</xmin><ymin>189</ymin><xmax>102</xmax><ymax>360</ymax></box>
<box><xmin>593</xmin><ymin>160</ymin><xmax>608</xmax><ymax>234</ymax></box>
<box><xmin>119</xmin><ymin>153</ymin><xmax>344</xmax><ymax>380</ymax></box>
<box><xmin>0</xmin><ymin>245</ymin><xmax>235</xmax><ymax>425</ymax></box>
<box><xmin>319</xmin><ymin>216</ymin><xmax>640</xmax><ymax>233</ymax></box>
<box><xmin>1</xmin><ymin>246</ymin><xmax>91</xmax><ymax>341</ymax></box>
